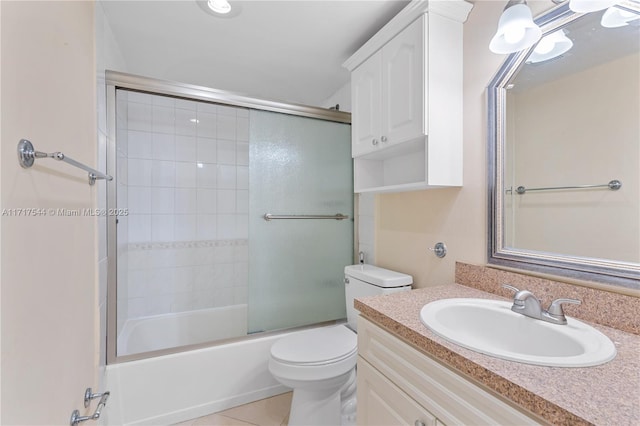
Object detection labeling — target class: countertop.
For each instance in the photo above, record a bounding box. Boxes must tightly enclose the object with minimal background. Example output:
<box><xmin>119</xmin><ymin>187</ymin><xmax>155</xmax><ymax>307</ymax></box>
<box><xmin>355</xmin><ymin>284</ymin><xmax>640</xmax><ymax>426</ymax></box>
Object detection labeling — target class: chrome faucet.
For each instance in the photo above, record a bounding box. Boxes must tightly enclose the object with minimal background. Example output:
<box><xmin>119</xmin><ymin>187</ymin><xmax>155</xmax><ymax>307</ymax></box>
<box><xmin>502</xmin><ymin>284</ymin><xmax>581</xmax><ymax>325</ymax></box>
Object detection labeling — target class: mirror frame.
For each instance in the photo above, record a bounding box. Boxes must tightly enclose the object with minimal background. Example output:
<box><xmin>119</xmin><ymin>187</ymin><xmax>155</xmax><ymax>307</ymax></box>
<box><xmin>487</xmin><ymin>3</ymin><xmax>640</xmax><ymax>290</ymax></box>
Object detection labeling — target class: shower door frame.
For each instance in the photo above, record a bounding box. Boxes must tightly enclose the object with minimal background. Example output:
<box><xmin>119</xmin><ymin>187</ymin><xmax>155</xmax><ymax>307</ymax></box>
<box><xmin>105</xmin><ymin>71</ymin><xmax>352</xmax><ymax>364</ymax></box>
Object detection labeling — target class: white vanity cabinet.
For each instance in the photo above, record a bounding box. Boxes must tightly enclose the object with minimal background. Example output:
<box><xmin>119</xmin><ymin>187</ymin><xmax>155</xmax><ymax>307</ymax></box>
<box><xmin>357</xmin><ymin>317</ymin><xmax>543</xmax><ymax>426</ymax></box>
<box><xmin>344</xmin><ymin>1</ymin><xmax>472</xmax><ymax>193</ymax></box>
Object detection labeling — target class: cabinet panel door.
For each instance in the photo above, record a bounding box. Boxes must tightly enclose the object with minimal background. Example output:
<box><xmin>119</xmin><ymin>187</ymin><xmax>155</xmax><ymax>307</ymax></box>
<box><xmin>357</xmin><ymin>357</ymin><xmax>436</xmax><ymax>426</ymax></box>
<box><xmin>382</xmin><ymin>17</ymin><xmax>425</xmax><ymax>147</ymax></box>
<box><xmin>351</xmin><ymin>50</ymin><xmax>382</xmax><ymax>157</ymax></box>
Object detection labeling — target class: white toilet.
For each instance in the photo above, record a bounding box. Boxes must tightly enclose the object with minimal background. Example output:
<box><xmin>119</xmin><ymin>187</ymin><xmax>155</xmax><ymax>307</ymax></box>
<box><xmin>268</xmin><ymin>264</ymin><xmax>413</xmax><ymax>426</ymax></box>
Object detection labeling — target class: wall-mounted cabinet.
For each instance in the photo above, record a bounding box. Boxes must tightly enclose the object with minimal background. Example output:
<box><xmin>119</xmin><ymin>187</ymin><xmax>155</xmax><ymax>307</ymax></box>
<box><xmin>344</xmin><ymin>1</ymin><xmax>473</xmax><ymax>193</ymax></box>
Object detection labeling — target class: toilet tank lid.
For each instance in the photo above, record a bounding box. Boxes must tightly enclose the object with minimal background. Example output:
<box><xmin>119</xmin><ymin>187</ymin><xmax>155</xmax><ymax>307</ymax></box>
<box><xmin>344</xmin><ymin>264</ymin><xmax>413</xmax><ymax>288</ymax></box>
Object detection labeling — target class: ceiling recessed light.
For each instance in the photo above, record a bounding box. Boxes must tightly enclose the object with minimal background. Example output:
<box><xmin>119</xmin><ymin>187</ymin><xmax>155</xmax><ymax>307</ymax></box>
<box><xmin>197</xmin><ymin>0</ymin><xmax>242</xmax><ymax>19</ymax></box>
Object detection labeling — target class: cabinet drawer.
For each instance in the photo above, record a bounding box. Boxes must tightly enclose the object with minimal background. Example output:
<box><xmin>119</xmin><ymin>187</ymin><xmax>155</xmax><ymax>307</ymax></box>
<box><xmin>358</xmin><ymin>357</ymin><xmax>436</xmax><ymax>426</ymax></box>
<box><xmin>358</xmin><ymin>317</ymin><xmax>543</xmax><ymax>425</ymax></box>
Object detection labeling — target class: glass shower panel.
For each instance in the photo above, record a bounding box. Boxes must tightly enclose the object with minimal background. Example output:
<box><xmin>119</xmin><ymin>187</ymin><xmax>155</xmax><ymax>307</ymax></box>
<box><xmin>248</xmin><ymin>110</ymin><xmax>353</xmax><ymax>333</ymax></box>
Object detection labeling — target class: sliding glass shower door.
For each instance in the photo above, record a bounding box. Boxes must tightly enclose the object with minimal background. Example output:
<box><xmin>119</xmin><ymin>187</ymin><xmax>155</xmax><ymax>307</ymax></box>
<box><xmin>108</xmin><ymin>81</ymin><xmax>352</xmax><ymax>361</ymax></box>
<box><xmin>248</xmin><ymin>110</ymin><xmax>353</xmax><ymax>333</ymax></box>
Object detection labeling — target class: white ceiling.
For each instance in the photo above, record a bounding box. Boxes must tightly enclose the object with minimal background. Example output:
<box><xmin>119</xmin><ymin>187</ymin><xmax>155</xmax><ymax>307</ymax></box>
<box><xmin>100</xmin><ymin>0</ymin><xmax>411</xmax><ymax>108</ymax></box>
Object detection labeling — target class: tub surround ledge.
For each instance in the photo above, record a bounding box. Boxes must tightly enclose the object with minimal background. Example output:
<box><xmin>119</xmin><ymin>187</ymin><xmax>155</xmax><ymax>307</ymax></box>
<box><xmin>355</xmin><ymin>282</ymin><xmax>640</xmax><ymax>426</ymax></box>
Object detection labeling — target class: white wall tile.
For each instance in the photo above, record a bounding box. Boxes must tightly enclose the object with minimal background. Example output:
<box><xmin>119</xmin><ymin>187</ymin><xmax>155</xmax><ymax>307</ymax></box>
<box><xmin>151</xmin><ymin>215</ymin><xmax>175</xmax><ymax>242</ymax></box>
<box><xmin>197</xmin><ymin>137</ymin><xmax>217</xmax><ymax>164</ymax></box>
<box><xmin>196</xmin><ymin>163</ymin><xmax>217</xmax><ymax>188</ymax></box>
<box><xmin>236</xmin><ymin>142</ymin><xmax>249</xmax><ymax>166</ymax></box>
<box><xmin>236</xmin><ymin>215</ymin><xmax>249</xmax><ymax>239</ymax></box>
<box><xmin>236</xmin><ymin>190</ymin><xmax>248</xmax><ymax>214</ymax></box>
<box><xmin>128</xmin><ymin>92</ymin><xmax>153</xmax><ymax>104</ymax></box>
<box><xmin>151</xmin><ymin>188</ymin><xmax>175</xmax><ymax>214</ymax></box>
<box><xmin>128</xmin><ymin>159</ymin><xmax>152</xmax><ymax>187</ymax></box>
<box><xmin>196</xmin><ymin>111</ymin><xmax>217</xmax><ymax>138</ymax></box>
<box><xmin>175</xmin><ymin>135</ymin><xmax>197</xmax><ymax>162</ymax></box>
<box><xmin>217</xmin><ymin>140</ymin><xmax>236</xmax><ymax>165</ymax></box>
<box><xmin>174</xmin><ymin>215</ymin><xmax>197</xmax><ymax>241</ymax></box>
<box><xmin>175</xmin><ymin>99</ymin><xmax>197</xmax><ymax>111</ymax></box>
<box><xmin>197</xmin><ymin>188</ymin><xmax>217</xmax><ymax>214</ymax></box>
<box><xmin>217</xmin><ymin>189</ymin><xmax>236</xmax><ymax>214</ymax></box>
<box><xmin>197</xmin><ymin>215</ymin><xmax>217</xmax><ymax>240</ymax></box>
<box><xmin>151</xmin><ymin>133</ymin><xmax>175</xmax><ymax>161</ymax></box>
<box><xmin>127</xmin><ymin>102</ymin><xmax>152</xmax><ymax>132</ymax></box>
<box><xmin>237</xmin><ymin>117</ymin><xmax>249</xmax><ymax>142</ymax></box>
<box><xmin>128</xmin><ymin>215</ymin><xmax>151</xmax><ymax>242</ymax></box>
<box><xmin>128</xmin><ymin>187</ymin><xmax>152</xmax><ymax>214</ymax></box>
<box><xmin>197</xmin><ymin>101</ymin><xmax>218</xmax><ymax>114</ymax></box>
<box><xmin>151</xmin><ymin>160</ymin><xmax>176</xmax><ymax>187</ymax></box>
<box><xmin>237</xmin><ymin>166</ymin><xmax>249</xmax><ymax>190</ymax></box>
<box><xmin>217</xmin><ymin>165</ymin><xmax>236</xmax><ymax>189</ymax></box>
<box><xmin>152</xmin><ymin>94</ymin><xmax>175</xmax><ymax>107</ymax></box>
<box><xmin>175</xmin><ymin>108</ymin><xmax>197</xmax><ymax>136</ymax></box>
<box><xmin>152</xmin><ymin>105</ymin><xmax>175</xmax><ymax>134</ymax></box>
<box><xmin>128</xmin><ymin>130</ymin><xmax>152</xmax><ymax>159</ymax></box>
<box><xmin>175</xmin><ymin>188</ymin><xmax>197</xmax><ymax>214</ymax></box>
<box><xmin>217</xmin><ymin>114</ymin><xmax>236</xmax><ymax>140</ymax></box>
<box><xmin>175</xmin><ymin>162</ymin><xmax>197</xmax><ymax>188</ymax></box>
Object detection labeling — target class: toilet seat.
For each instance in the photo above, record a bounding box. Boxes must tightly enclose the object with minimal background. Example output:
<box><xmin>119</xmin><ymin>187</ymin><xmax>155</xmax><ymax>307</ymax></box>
<box><xmin>269</xmin><ymin>325</ymin><xmax>357</xmax><ymax>382</ymax></box>
<box><xmin>271</xmin><ymin>325</ymin><xmax>357</xmax><ymax>365</ymax></box>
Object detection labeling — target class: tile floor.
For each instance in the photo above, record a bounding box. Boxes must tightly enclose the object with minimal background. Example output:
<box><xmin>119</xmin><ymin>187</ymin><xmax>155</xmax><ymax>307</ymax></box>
<box><xmin>175</xmin><ymin>392</ymin><xmax>292</xmax><ymax>426</ymax></box>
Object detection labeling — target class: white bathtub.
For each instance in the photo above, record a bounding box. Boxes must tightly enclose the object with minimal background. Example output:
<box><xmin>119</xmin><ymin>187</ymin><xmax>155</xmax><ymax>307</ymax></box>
<box><xmin>117</xmin><ymin>305</ymin><xmax>248</xmax><ymax>356</ymax></box>
<box><xmin>105</xmin><ymin>322</ymin><xmax>341</xmax><ymax>425</ymax></box>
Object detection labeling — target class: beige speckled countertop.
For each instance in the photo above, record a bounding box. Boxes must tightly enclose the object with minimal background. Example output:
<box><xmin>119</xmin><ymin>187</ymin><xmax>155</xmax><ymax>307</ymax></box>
<box><xmin>355</xmin><ymin>284</ymin><xmax>640</xmax><ymax>426</ymax></box>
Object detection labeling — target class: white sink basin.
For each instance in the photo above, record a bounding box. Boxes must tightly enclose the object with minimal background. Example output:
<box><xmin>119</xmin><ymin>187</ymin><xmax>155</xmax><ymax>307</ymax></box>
<box><xmin>420</xmin><ymin>298</ymin><xmax>616</xmax><ymax>367</ymax></box>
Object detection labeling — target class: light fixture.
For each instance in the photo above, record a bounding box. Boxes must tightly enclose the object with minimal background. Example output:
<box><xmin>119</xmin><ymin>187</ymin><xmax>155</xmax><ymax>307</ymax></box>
<box><xmin>601</xmin><ymin>5</ymin><xmax>640</xmax><ymax>27</ymax></box>
<box><xmin>490</xmin><ymin>0</ymin><xmax>542</xmax><ymax>54</ymax></box>
<box><xmin>526</xmin><ymin>29</ymin><xmax>574</xmax><ymax>63</ymax></box>
<box><xmin>569</xmin><ymin>0</ymin><xmax>619</xmax><ymax>13</ymax></box>
<box><xmin>208</xmin><ymin>0</ymin><xmax>231</xmax><ymax>15</ymax></box>
<box><xmin>197</xmin><ymin>0</ymin><xmax>242</xmax><ymax>19</ymax></box>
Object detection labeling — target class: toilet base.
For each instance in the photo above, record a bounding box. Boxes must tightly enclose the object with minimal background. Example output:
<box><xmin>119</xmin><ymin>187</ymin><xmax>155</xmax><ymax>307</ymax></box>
<box><xmin>287</xmin><ymin>369</ymin><xmax>356</xmax><ymax>426</ymax></box>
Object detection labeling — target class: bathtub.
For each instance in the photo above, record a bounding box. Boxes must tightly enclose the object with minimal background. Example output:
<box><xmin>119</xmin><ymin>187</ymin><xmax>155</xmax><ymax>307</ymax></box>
<box><xmin>117</xmin><ymin>304</ymin><xmax>248</xmax><ymax>356</ymax></box>
<box><xmin>104</xmin><ymin>322</ymin><xmax>341</xmax><ymax>425</ymax></box>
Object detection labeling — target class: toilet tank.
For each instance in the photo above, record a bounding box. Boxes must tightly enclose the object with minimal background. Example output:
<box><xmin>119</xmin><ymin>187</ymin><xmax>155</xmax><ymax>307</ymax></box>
<box><xmin>344</xmin><ymin>264</ymin><xmax>413</xmax><ymax>332</ymax></box>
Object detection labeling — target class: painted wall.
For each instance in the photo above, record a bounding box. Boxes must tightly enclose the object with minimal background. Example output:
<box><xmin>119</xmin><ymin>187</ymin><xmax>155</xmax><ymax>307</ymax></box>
<box><xmin>374</xmin><ymin>0</ymin><xmax>557</xmax><ymax>287</ymax></box>
<box><xmin>1</xmin><ymin>1</ymin><xmax>98</xmax><ymax>422</ymax></box>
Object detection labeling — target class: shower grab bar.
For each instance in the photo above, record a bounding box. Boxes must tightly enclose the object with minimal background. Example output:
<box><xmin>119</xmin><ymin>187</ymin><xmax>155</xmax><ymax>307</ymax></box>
<box><xmin>507</xmin><ymin>179</ymin><xmax>622</xmax><ymax>195</ymax></box>
<box><xmin>263</xmin><ymin>213</ymin><xmax>349</xmax><ymax>221</ymax></box>
<box><xmin>17</xmin><ymin>139</ymin><xmax>113</xmax><ymax>186</ymax></box>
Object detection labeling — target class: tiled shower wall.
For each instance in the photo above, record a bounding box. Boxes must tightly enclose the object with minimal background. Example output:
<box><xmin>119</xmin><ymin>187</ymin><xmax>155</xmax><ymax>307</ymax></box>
<box><xmin>116</xmin><ymin>90</ymin><xmax>249</xmax><ymax>329</ymax></box>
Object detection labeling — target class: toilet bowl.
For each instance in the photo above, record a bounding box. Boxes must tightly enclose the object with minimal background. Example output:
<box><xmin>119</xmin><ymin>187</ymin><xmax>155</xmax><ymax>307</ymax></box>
<box><xmin>268</xmin><ymin>264</ymin><xmax>413</xmax><ymax>426</ymax></box>
<box><xmin>269</xmin><ymin>325</ymin><xmax>358</xmax><ymax>426</ymax></box>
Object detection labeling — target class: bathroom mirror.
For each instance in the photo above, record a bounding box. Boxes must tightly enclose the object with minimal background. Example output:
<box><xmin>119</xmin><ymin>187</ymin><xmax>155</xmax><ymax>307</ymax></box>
<box><xmin>487</xmin><ymin>2</ymin><xmax>640</xmax><ymax>289</ymax></box>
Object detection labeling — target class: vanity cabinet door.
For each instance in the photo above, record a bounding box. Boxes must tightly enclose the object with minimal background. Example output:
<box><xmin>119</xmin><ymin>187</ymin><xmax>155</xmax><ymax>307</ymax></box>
<box><xmin>351</xmin><ymin>50</ymin><xmax>383</xmax><ymax>157</ymax></box>
<box><xmin>358</xmin><ymin>317</ymin><xmax>542</xmax><ymax>426</ymax></box>
<box><xmin>357</xmin><ymin>357</ymin><xmax>436</xmax><ymax>426</ymax></box>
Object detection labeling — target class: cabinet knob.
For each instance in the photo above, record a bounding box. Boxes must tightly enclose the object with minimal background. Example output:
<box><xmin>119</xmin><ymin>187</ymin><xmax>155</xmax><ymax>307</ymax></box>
<box><xmin>381</xmin><ymin>136</ymin><xmax>388</xmax><ymax>143</ymax></box>
<box><xmin>372</xmin><ymin>138</ymin><xmax>379</xmax><ymax>146</ymax></box>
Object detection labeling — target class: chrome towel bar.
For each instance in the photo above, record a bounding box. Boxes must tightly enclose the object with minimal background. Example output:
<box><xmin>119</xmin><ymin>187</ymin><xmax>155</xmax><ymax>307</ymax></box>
<box><xmin>18</xmin><ymin>139</ymin><xmax>113</xmax><ymax>186</ymax></box>
<box><xmin>263</xmin><ymin>213</ymin><xmax>349</xmax><ymax>221</ymax></box>
<box><xmin>70</xmin><ymin>388</ymin><xmax>110</xmax><ymax>426</ymax></box>
<box><xmin>508</xmin><ymin>179</ymin><xmax>622</xmax><ymax>195</ymax></box>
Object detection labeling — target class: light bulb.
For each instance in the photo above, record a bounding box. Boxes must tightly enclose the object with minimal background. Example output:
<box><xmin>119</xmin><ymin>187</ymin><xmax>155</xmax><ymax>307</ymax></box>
<box><xmin>504</xmin><ymin>25</ymin><xmax>526</xmax><ymax>44</ymax></box>
<box><xmin>208</xmin><ymin>0</ymin><xmax>231</xmax><ymax>15</ymax></box>
<box><xmin>535</xmin><ymin>37</ymin><xmax>555</xmax><ymax>54</ymax></box>
<box><xmin>569</xmin><ymin>0</ymin><xmax>619</xmax><ymax>13</ymax></box>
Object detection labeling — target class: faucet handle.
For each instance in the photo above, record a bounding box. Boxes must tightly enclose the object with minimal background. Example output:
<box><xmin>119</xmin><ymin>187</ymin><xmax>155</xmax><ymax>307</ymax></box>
<box><xmin>501</xmin><ymin>284</ymin><xmax>520</xmax><ymax>294</ymax></box>
<box><xmin>547</xmin><ymin>298</ymin><xmax>581</xmax><ymax>318</ymax></box>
